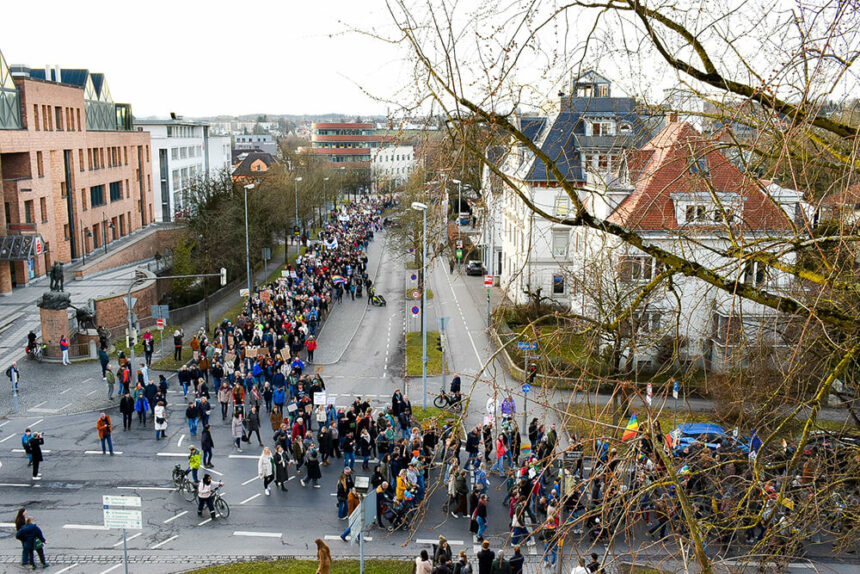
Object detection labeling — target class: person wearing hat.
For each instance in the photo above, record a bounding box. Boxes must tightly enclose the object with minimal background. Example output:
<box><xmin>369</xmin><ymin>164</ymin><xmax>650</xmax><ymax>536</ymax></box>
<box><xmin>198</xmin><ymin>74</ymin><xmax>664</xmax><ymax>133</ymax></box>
<box><xmin>435</xmin><ymin>536</ymin><xmax>453</xmax><ymax>569</ymax></box>
<box><xmin>187</xmin><ymin>446</ymin><xmax>201</xmax><ymax>483</ymax></box>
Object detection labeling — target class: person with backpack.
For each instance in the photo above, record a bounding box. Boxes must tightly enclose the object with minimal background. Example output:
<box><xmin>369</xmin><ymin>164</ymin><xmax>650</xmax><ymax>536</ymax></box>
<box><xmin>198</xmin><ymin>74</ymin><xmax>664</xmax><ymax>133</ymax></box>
<box><xmin>20</xmin><ymin>429</ymin><xmax>33</xmax><ymax>466</ymax></box>
<box><xmin>452</xmin><ymin>550</ymin><xmax>472</xmax><ymax>574</ymax></box>
<box><xmin>6</xmin><ymin>362</ymin><xmax>20</xmax><ymax>393</ymax></box>
<box><xmin>201</xmin><ymin>424</ymin><xmax>215</xmax><ymax>467</ymax></box>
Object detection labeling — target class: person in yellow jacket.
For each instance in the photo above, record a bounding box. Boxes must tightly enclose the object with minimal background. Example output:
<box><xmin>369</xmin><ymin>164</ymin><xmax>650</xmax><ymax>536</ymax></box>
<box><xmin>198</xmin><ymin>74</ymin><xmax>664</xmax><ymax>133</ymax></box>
<box><xmin>188</xmin><ymin>446</ymin><xmax>202</xmax><ymax>483</ymax></box>
<box><xmin>396</xmin><ymin>469</ymin><xmax>408</xmax><ymax>502</ymax></box>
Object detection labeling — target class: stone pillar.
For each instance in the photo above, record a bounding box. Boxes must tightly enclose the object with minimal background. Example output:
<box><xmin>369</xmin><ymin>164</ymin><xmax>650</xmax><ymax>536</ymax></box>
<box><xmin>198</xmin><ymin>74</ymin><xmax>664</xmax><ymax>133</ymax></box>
<box><xmin>39</xmin><ymin>306</ymin><xmax>70</xmax><ymax>358</ymax></box>
<box><xmin>0</xmin><ymin>263</ymin><xmax>11</xmax><ymax>295</ymax></box>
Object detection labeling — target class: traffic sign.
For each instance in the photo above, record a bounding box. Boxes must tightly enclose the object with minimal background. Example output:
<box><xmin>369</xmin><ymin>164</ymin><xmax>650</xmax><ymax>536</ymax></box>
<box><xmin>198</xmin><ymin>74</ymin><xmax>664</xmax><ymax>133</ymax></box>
<box><xmin>484</xmin><ymin>275</ymin><xmax>493</xmax><ymax>287</ymax></box>
<box><xmin>151</xmin><ymin>304</ymin><xmax>170</xmax><ymax>320</ymax></box>
<box><xmin>410</xmin><ymin>289</ymin><xmax>421</xmax><ymax>300</ymax></box>
<box><xmin>103</xmin><ymin>508</ymin><xmax>142</xmax><ymax>530</ymax></box>
<box><xmin>410</xmin><ymin>273</ymin><xmax>418</xmax><ymax>282</ymax></box>
<box><xmin>517</xmin><ymin>341</ymin><xmax>538</xmax><ymax>351</ymax></box>
<box><xmin>672</xmin><ymin>380</ymin><xmax>679</xmax><ymax>399</ymax></box>
<box><xmin>411</xmin><ymin>306</ymin><xmax>420</xmax><ymax>316</ymax></box>
<box><xmin>456</xmin><ymin>249</ymin><xmax>463</xmax><ymax>259</ymax></box>
<box><xmin>123</xmin><ymin>297</ymin><xmax>138</xmax><ymax>310</ymax></box>
<box><xmin>521</xmin><ymin>383</ymin><xmax>531</xmax><ymax>394</ymax></box>
<box><xmin>103</xmin><ymin>495</ymin><xmax>141</xmax><ymax>507</ymax></box>
<box><xmin>156</xmin><ymin>318</ymin><xmax>164</xmax><ymax>328</ymax></box>
<box><xmin>456</xmin><ymin>240</ymin><xmax>463</xmax><ymax>249</ymax></box>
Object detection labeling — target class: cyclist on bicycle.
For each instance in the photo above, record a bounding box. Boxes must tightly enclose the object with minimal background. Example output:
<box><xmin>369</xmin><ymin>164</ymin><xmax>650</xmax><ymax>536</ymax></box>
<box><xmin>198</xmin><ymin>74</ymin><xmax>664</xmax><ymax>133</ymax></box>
<box><xmin>197</xmin><ymin>474</ymin><xmax>224</xmax><ymax>519</ymax></box>
<box><xmin>26</xmin><ymin>332</ymin><xmax>37</xmax><ymax>355</ymax></box>
<box><xmin>450</xmin><ymin>373</ymin><xmax>461</xmax><ymax>395</ymax></box>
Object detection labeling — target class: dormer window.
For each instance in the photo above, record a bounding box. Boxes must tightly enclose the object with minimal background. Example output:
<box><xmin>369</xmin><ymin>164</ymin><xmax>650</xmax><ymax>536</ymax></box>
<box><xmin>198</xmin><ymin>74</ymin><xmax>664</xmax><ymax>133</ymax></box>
<box><xmin>685</xmin><ymin>205</ymin><xmax>708</xmax><ymax>222</ymax></box>
<box><xmin>619</xmin><ymin>123</ymin><xmax>632</xmax><ymax>134</ymax></box>
<box><xmin>672</xmin><ymin>191</ymin><xmax>743</xmax><ymax>226</ymax></box>
<box><xmin>590</xmin><ymin>121</ymin><xmax>615</xmax><ymax>136</ymax></box>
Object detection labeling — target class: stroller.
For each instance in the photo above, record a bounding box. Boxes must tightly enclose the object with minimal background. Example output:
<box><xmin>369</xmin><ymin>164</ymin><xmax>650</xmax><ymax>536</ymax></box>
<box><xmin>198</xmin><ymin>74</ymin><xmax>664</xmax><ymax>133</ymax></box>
<box><xmin>369</xmin><ymin>287</ymin><xmax>387</xmax><ymax>307</ymax></box>
<box><xmin>356</xmin><ymin>282</ymin><xmax>363</xmax><ymax>298</ymax></box>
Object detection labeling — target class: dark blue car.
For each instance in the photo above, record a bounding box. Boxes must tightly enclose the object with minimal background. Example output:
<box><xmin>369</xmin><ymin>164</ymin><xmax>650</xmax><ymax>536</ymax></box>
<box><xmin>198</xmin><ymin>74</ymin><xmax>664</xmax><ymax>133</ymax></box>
<box><xmin>665</xmin><ymin>423</ymin><xmax>750</xmax><ymax>455</ymax></box>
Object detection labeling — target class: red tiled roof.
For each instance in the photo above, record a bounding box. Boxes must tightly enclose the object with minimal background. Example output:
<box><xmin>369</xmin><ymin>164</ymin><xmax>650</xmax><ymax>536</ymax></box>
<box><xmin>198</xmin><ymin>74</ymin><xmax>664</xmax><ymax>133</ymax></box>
<box><xmin>608</xmin><ymin>122</ymin><xmax>792</xmax><ymax>231</ymax></box>
<box><xmin>819</xmin><ymin>184</ymin><xmax>860</xmax><ymax>206</ymax></box>
<box><xmin>312</xmin><ymin>123</ymin><xmax>374</xmax><ymax>129</ymax></box>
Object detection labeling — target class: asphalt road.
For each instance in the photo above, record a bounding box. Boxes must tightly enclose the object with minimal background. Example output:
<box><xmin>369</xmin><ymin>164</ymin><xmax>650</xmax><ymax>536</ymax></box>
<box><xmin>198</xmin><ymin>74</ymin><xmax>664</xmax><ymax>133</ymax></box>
<box><xmin>0</xmin><ymin>233</ymin><xmax>855</xmax><ymax>574</ymax></box>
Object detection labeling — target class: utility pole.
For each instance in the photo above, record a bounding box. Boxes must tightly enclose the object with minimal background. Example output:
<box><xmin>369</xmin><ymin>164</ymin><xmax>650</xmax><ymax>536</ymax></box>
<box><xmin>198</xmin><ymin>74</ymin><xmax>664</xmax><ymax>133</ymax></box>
<box><xmin>412</xmin><ymin>201</ymin><xmax>429</xmax><ymax>409</ymax></box>
<box><xmin>243</xmin><ymin>183</ymin><xmax>254</xmax><ymax>296</ymax></box>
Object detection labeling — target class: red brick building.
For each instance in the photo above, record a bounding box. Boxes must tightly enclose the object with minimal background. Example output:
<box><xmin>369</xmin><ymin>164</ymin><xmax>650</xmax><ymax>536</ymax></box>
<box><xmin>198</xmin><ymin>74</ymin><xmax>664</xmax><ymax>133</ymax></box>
<box><xmin>0</xmin><ymin>50</ymin><xmax>154</xmax><ymax>294</ymax></box>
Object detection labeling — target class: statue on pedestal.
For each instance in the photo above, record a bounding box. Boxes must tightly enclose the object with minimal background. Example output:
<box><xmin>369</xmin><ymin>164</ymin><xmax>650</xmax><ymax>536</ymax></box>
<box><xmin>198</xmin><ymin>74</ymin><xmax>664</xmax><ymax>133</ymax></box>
<box><xmin>49</xmin><ymin>262</ymin><xmax>64</xmax><ymax>292</ymax></box>
<box><xmin>37</xmin><ymin>291</ymin><xmax>71</xmax><ymax>310</ymax></box>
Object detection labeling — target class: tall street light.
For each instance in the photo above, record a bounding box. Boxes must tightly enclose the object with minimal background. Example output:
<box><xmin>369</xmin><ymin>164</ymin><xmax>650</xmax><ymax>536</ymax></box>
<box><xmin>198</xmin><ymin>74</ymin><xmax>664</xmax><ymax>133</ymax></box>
<box><xmin>323</xmin><ymin>176</ymin><xmax>330</xmax><ymax>226</ymax></box>
<box><xmin>295</xmin><ymin>176</ymin><xmax>303</xmax><ymax>241</ymax></box>
<box><xmin>411</xmin><ymin>201</ymin><xmax>429</xmax><ymax>409</ymax></box>
<box><xmin>243</xmin><ymin>183</ymin><xmax>255</xmax><ymax>296</ymax></box>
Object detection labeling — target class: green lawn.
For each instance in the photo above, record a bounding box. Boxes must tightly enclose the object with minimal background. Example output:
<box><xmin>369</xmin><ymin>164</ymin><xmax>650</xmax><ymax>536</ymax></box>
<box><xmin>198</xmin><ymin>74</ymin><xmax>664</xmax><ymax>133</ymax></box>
<box><xmin>406</xmin><ymin>331</ymin><xmax>444</xmax><ymax>376</ymax></box>
<box><xmin>151</xmin><ymin>347</ymin><xmax>194</xmax><ymax>371</ymax></box>
<box><xmin>113</xmin><ymin>323</ymin><xmax>179</xmax><ymax>359</ymax></box>
<box><xmin>187</xmin><ymin>559</ymin><xmax>407</xmax><ymax>573</ymax></box>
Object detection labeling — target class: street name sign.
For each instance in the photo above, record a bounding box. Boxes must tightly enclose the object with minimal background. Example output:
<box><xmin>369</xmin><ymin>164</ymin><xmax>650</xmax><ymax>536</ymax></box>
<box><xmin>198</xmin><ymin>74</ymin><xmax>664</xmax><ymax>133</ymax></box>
<box><xmin>103</xmin><ymin>496</ymin><xmax>140</xmax><ymax>507</ymax></box>
<box><xmin>517</xmin><ymin>341</ymin><xmax>538</xmax><ymax>351</ymax></box>
<box><xmin>484</xmin><ymin>275</ymin><xmax>493</xmax><ymax>287</ymax></box>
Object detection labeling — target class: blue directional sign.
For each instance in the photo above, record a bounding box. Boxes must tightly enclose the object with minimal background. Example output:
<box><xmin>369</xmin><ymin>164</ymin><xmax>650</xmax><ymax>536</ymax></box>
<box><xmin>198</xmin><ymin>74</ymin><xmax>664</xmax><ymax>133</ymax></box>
<box><xmin>517</xmin><ymin>341</ymin><xmax>538</xmax><ymax>351</ymax></box>
<box><xmin>521</xmin><ymin>383</ymin><xmax>531</xmax><ymax>394</ymax></box>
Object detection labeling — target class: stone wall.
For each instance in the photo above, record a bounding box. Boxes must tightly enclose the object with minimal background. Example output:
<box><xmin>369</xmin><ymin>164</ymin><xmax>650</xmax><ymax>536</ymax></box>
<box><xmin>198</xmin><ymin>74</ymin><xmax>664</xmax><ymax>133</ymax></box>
<box><xmin>74</xmin><ymin>226</ymin><xmax>180</xmax><ymax>278</ymax></box>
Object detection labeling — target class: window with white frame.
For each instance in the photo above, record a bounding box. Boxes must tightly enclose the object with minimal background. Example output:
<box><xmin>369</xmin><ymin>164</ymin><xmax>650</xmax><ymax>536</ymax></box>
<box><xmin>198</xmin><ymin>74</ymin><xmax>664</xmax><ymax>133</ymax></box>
<box><xmin>590</xmin><ymin>120</ymin><xmax>615</xmax><ymax>136</ymax></box>
<box><xmin>618</xmin><ymin>255</ymin><xmax>659</xmax><ymax>282</ymax></box>
<box><xmin>633</xmin><ymin>311</ymin><xmax>662</xmax><ymax>333</ymax></box>
<box><xmin>554</xmin><ymin>194</ymin><xmax>569</xmax><ymax>217</ymax></box>
<box><xmin>552</xmin><ymin>274</ymin><xmax>565</xmax><ymax>294</ymax></box>
<box><xmin>551</xmin><ymin>229</ymin><xmax>569</xmax><ymax>257</ymax></box>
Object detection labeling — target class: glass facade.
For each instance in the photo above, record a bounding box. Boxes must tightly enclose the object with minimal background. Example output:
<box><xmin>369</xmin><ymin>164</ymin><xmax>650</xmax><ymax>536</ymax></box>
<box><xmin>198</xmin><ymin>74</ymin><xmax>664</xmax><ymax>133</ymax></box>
<box><xmin>0</xmin><ymin>49</ymin><xmax>22</xmax><ymax>129</ymax></box>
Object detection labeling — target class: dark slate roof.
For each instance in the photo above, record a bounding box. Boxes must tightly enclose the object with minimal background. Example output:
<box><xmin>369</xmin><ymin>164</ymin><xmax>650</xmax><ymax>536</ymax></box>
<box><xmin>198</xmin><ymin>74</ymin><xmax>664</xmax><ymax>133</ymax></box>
<box><xmin>233</xmin><ymin>152</ymin><xmax>276</xmax><ymax>176</ymax></box>
<box><xmin>519</xmin><ymin>97</ymin><xmax>652</xmax><ymax>183</ymax></box>
<box><xmin>90</xmin><ymin>73</ymin><xmax>105</xmax><ymax>95</ymax></box>
<box><xmin>520</xmin><ymin>117</ymin><xmax>546</xmax><ymax>142</ymax></box>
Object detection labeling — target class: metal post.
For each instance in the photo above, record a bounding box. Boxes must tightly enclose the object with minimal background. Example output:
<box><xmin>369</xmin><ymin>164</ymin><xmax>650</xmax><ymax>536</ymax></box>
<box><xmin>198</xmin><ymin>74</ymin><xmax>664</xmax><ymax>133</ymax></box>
<box><xmin>102</xmin><ymin>214</ymin><xmax>108</xmax><ymax>254</ymax></box>
<box><xmin>122</xmin><ymin>527</ymin><xmax>129</xmax><ymax>574</ymax></box>
<box><xmin>128</xmin><ymin>280</ymin><xmax>137</xmax><ymax>369</ymax></box>
<box><xmin>159</xmin><ymin>331</ymin><xmax>164</xmax><ymax>361</ymax></box>
<box><xmin>11</xmin><ymin>374</ymin><xmax>19</xmax><ymax>413</ymax></box>
<box><xmin>523</xmin><ymin>351</ymin><xmax>529</xmax><ymax>429</ymax></box>
<box><xmin>244</xmin><ymin>185</ymin><xmax>252</xmax><ymax>296</ymax></box>
<box><xmin>359</xmin><ymin>527</ymin><xmax>365</xmax><ymax>574</ymax></box>
<box><xmin>441</xmin><ymin>330</ymin><xmax>446</xmax><ymax>394</ymax></box>
<box><xmin>421</xmin><ymin>207</ymin><xmax>428</xmax><ymax>410</ymax></box>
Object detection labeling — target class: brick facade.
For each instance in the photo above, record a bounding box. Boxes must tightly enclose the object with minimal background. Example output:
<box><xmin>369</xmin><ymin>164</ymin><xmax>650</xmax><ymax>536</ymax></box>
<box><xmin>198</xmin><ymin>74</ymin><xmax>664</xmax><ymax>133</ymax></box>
<box><xmin>0</xmin><ymin>76</ymin><xmax>155</xmax><ymax>294</ymax></box>
<box><xmin>94</xmin><ymin>274</ymin><xmax>160</xmax><ymax>333</ymax></box>
<box><xmin>74</xmin><ymin>226</ymin><xmax>180</xmax><ymax>278</ymax></box>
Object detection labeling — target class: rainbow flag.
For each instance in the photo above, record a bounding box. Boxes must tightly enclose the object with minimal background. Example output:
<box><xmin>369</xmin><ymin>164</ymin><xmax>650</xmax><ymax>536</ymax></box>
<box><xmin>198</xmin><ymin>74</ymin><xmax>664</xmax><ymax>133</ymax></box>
<box><xmin>621</xmin><ymin>413</ymin><xmax>639</xmax><ymax>441</ymax></box>
<box><xmin>331</xmin><ymin>275</ymin><xmax>346</xmax><ymax>285</ymax></box>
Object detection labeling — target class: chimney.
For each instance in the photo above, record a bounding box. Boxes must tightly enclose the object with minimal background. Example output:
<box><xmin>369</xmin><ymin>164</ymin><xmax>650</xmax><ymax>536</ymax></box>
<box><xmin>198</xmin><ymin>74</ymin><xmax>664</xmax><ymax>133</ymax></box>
<box><xmin>668</xmin><ymin>112</ymin><xmax>678</xmax><ymax>123</ymax></box>
<box><xmin>45</xmin><ymin>64</ymin><xmax>52</xmax><ymax>81</ymax></box>
<box><xmin>54</xmin><ymin>65</ymin><xmax>61</xmax><ymax>83</ymax></box>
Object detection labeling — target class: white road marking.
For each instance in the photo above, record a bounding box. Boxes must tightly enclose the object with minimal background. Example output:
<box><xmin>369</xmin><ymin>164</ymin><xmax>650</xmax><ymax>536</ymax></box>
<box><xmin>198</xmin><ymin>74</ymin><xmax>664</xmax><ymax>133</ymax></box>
<box><xmin>84</xmin><ymin>451</ymin><xmax>123</xmax><ymax>455</ymax></box>
<box><xmin>241</xmin><ymin>476</ymin><xmax>258</xmax><ymax>486</ymax></box>
<box><xmin>0</xmin><ymin>421</ymin><xmax>9</xmax><ymax>427</ymax></box>
<box><xmin>0</xmin><ymin>482</ymin><xmax>30</xmax><ymax>487</ymax></box>
<box><xmin>99</xmin><ymin>564</ymin><xmax>123</xmax><ymax>574</ymax></box>
<box><xmin>55</xmin><ymin>564</ymin><xmax>79</xmax><ymax>574</ymax></box>
<box><xmin>198</xmin><ymin>518</ymin><xmax>212</xmax><ymax>526</ymax></box>
<box><xmin>32</xmin><ymin>401</ymin><xmax>47</xmax><ymax>408</ymax></box>
<box><xmin>0</xmin><ymin>434</ymin><xmax>15</xmax><ymax>443</ymax></box>
<box><xmin>63</xmin><ymin>524</ymin><xmax>108</xmax><ymax>531</ymax></box>
<box><xmin>155</xmin><ymin>452</ymin><xmax>187</xmax><ymax>457</ymax></box>
<box><xmin>30</xmin><ymin>418</ymin><xmax>43</xmax><ymax>427</ymax></box>
<box><xmin>240</xmin><ymin>493</ymin><xmax>261</xmax><ymax>504</ymax></box>
<box><xmin>87</xmin><ymin>390</ymin><xmax>98</xmax><ymax>396</ymax></box>
<box><xmin>117</xmin><ymin>486</ymin><xmax>174</xmax><ymax>491</ymax></box>
<box><xmin>112</xmin><ymin>532</ymin><xmax>141</xmax><ymax>546</ymax></box>
<box><xmin>324</xmin><ymin>534</ymin><xmax>372</xmax><ymax>542</ymax></box>
<box><xmin>82</xmin><ymin>378</ymin><xmax>93</xmax><ymax>384</ymax></box>
<box><xmin>60</xmin><ymin>403</ymin><xmax>72</xmax><ymax>410</ymax></box>
<box><xmin>12</xmin><ymin>449</ymin><xmax>51</xmax><ymax>453</ymax></box>
<box><xmin>228</xmin><ymin>454</ymin><xmax>258</xmax><ymax>459</ymax></box>
<box><xmin>150</xmin><ymin>534</ymin><xmax>179</xmax><ymax>549</ymax></box>
<box><xmin>233</xmin><ymin>531</ymin><xmax>282</xmax><ymax>538</ymax></box>
<box><xmin>163</xmin><ymin>510</ymin><xmax>188</xmax><ymax>523</ymax></box>
<box><xmin>0</xmin><ymin>522</ymin><xmax>15</xmax><ymax>527</ymax></box>
<box><xmin>417</xmin><ymin>538</ymin><xmax>465</xmax><ymax>545</ymax></box>
<box><xmin>27</xmin><ymin>408</ymin><xmax>60</xmax><ymax>413</ymax></box>
<box><xmin>207</xmin><ymin>468</ymin><xmax>223</xmax><ymax>476</ymax></box>
<box><xmin>60</xmin><ymin>387</ymin><xmax>73</xmax><ymax>394</ymax></box>
<box><xmin>177</xmin><ymin>434</ymin><xmax>185</xmax><ymax>447</ymax></box>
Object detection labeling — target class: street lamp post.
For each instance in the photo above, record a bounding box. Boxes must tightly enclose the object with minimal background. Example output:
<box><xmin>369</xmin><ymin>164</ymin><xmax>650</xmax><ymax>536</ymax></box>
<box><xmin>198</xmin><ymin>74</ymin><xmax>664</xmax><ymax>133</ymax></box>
<box><xmin>82</xmin><ymin>228</ymin><xmax>93</xmax><ymax>263</ymax></box>
<box><xmin>101</xmin><ymin>214</ymin><xmax>115</xmax><ymax>254</ymax></box>
<box><xmin>323</xmin><ymin>177</ymin><xmax>330</xmax><ymax>225</ymax></box>
<box><xmin>243</xmin><ymin>183</ymin><xmax>255</xmax><ymax>296</ymax></box>
<box><xmin>295</xmin><ymin>176</ymin><xmax>303</xmax><ymax>241</ymax></box>
<box><xmin>452</xmin><ymin>179</ymin><xmax>462</xmax><ymax>241</ymax></box>
<box><xmin>411</xmin><ymin>201</ymin><xmax>429</xmax><ymax>409</ymax></box>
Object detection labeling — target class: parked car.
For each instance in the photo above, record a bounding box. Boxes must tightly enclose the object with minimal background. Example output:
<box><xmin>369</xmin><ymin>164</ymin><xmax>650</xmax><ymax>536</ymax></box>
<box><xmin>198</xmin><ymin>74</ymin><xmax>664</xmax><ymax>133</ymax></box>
<box><xmin>465</xmin><ymin>260</ymin><xmax>484</xmax><ymax>275</ymax></box>
<box><xmin>459</xmin><ymin>212</ymin><xmax>471</xmax><ymax>225</ymax></box>
<box><xmin>665</xmin><ymin>423</ymin><xmax>750</xmax><ymax>455</ymax></box>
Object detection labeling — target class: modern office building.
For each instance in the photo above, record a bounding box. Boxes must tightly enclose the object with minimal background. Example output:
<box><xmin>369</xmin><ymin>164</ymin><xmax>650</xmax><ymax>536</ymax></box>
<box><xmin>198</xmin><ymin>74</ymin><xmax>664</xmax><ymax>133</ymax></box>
<box><xmin>234</xmin><ymin>133</ymin><xmax>277</xmax><ymax>155</ymax></box>
<box><xmin>0</xmin><ymin>50</ymin><xmax>154</xmax><ymax>294</ymax></box>
<box><xmin>306</xmin><ymin>122</ymin><xmax>391</xmax><ymax>167</ymax></box>
<box><xmin>135</xmin><ymin>118</ymin><xmax>232</xmax><ymax>221</ymax></box>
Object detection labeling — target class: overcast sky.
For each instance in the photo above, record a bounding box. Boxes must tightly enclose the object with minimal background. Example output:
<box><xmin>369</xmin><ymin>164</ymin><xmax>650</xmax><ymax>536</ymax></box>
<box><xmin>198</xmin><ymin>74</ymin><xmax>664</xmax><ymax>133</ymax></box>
<box><xmin>1</xmin><ymin>0</ymin><xmax>408</xmax><ymax>118</ymax></box>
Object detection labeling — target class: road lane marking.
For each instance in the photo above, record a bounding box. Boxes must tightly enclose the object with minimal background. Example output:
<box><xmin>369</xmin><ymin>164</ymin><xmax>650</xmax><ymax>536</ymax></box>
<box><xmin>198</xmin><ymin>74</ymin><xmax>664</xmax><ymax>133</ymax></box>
<box><xmin>241</xmin><ymin>476</ymin><xmax>257</xmax><ymax>486</ymax></box>
<box><xmin>117</xmin><ymin>486</ymin><xmax>174</xmax><ymax>491</ymax></box>
<box><xmin>228</xmin><ymin>454</ymin><xmax>258</xmax><ymax>459</ymax></box>
<box><xmin>324</xmin><ymin>534</ymin><xmax>372</xmax><ymax>542</ymax></box>
<box><xmin>207</xmin><ymin>468</ymin><xmax>223</xmax><ymax>476</ymax></box>
<box><xmin>27</xmin><ymin>408</ymin><xmax>61</xmax><ymax>413</ymax></box>
<box><xmin>0</xmin><ymin>521</ymin><xmax>15</xmax><ymax>527</ymax></box>
<box><xmin>240</xmin><ymin>493</ymin><xmax>261</xmax><ymax>505</ymax></box>
<box><xmin>60</xmin><ymin>403</ymin><xmax>72</xmax><ymax>410</ymax></box>
<box><xmin>99</xmin><ymin>564</ymin><xmax>123</xmax><ymax>574</ymax></box>
<box><xmin>82</xmin><ymin>378</ymin><xmax>93</xmax><ymax>384</ymax></box>
<box><xmin>417</xmin><ymin>538</ymin><xmax>465</xmax><ymax>545</ymax></box>
<box><xmin>12</xmin><ymin>449</ymin><xmax>52</xmax><ymax>453</ymax></box>
<box><xmin>163</xmin><ymin>510</ymin><xmax>188</xmax><ymax>523</ymax></box>
<box><xmin>87</xmin><ymin>390</ymin><xmax>98</xmax><ymax>396</ymax></box>
<box><xmin>60</xmin><ymin>387</ymin><xmax>73</xmax><ymax>394</ymax></box>
<box><xmin>233</xmin><ymin>531</ymin><xmax>282</xmax><ymax>538</ymax></box>
<box><xmin>0</xmin><ymin>434</ymin><xmax>15</xmax><ymax>443</ymax></box>
<box><xmin>177</xmin><ymin>434</ymin><xmax>185</xmax><ymax>447</ymax></box>
<box><xmin>0</xmin><ymin>482</ymin><xmax>30</xmax><ymax>487</ymax></box>
<box><xmin>84</xmin><ymin>450</ymin><xmax>123</xmax><ymax>455</ymax></box>
<box><xmin>30</xmin><ymin>418</ymin><xmax>43</xmax><ymax>427</ymax></box>
<box><xmin>198</xmin><ymin>518</ymin><xmax>212</xmax><ymax>526</ymax></box>
<box><xmin>55</xmin><ymin>564</ymin><xmax>78</xmax><ymax>574</ymax></box>
<box><xmin>0</xmin><ymin>421</ymin><xmax>9</xmax><ymax>427</ymax></box>
<box><xmin>63</xmin><ymin>524</ymin><xmax>108</xmax><ymax>530</ymax></box>
<box><xmin>150</xmin><ymin>534</ymin><xmax>179</xmax><ymax>549</ymax></box>
<box><xmin>32</xmin><ymin>401</ymin><xmax>47</xmax><ymax>408</ymax></box>
<box><xmin>156</xmin><ymin>452</ymin><xmax>187</xmax><ymax>457</ymax></box>
<box><xmin>112</xmin><ymin>532</ymin><xmax>141</xmax><ymax>546</ymax></box>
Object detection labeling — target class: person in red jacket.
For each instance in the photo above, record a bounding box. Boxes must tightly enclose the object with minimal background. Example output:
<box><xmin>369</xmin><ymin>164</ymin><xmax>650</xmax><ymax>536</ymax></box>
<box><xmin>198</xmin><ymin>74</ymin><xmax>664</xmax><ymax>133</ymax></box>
<box><xmin>97</xmin><ymin>413</ymin><xmax>114</xmax><ymax>455</ymax></box>
<box><xmin>305</xmin><ymin>337</ymin><xmax>317</xmax><ymax>363</ymax></box>
<box><xmin>60</xmin><ymin>335</ymin><xmax>70</xmax><ymax>365</ymax></box>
